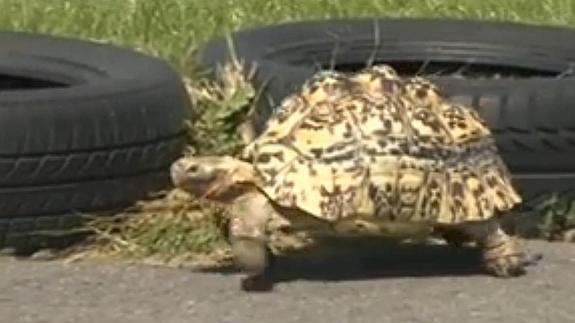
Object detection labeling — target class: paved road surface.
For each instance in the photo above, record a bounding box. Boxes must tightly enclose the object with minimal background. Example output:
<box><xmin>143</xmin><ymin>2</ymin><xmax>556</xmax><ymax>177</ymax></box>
<box><xmin>0</xmin><ymin>240</ymin><xmax>574</xmax><ymax>323</ymax></box>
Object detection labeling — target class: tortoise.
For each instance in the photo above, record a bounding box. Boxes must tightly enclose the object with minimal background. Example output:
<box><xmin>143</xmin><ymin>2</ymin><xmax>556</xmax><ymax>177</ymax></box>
<box><xmin>171</xmin><ymin>64</ymin><xmax>529</xmax><ymax>291</ymax></box>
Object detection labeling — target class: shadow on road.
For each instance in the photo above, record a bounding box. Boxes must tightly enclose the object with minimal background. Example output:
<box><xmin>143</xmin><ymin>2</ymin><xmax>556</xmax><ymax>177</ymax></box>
<box><xmin>200</xmin><ymin>240</ymin><xmax>487</xmax><ymax>284</ymax></box>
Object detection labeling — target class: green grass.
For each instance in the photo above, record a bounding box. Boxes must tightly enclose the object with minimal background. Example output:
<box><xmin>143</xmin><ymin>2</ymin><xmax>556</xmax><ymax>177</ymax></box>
<box><xmin>2</xmin><ymin>0</ymin><xmax>575</xmax><ymax>262</ymax></box>
<box><xmin>2</xmin><ymin>0</ymin><xmax>575</xmax><ymax>73</ymax></box>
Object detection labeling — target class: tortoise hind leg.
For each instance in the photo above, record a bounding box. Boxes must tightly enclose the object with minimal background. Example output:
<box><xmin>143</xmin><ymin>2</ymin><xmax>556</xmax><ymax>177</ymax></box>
<box><xmin>228</xmin><ymin>191</ymin><xmax>276</xmax><ymax>292</ymax></box>
<box><xmin>480</xmin><ymin>224</ymin><xmax>526</xmax><ymax>277</ymax></box>
<box><xmin>463</xmin><ymin>219</ymin><xmax>527</xmax><ymax>277</ymax></box>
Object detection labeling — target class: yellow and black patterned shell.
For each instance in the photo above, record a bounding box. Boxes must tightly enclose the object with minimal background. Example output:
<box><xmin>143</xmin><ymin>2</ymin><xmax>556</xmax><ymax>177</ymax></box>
<box><xmin>241</xmin><ymin>65</ymin><xmax>521</xmax><ymax>224</ymax></box>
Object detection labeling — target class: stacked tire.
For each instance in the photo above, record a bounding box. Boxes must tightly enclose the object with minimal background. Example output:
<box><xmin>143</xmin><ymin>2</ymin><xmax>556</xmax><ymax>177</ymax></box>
<box><xmin>197</xmin><ymin>18</ymin><xmax>575</xmax><ymax>209</ymax></box>
<box><xmin>0</xmin><ymin>31</ymin><xmax>189</xmax><ymax>252</ymax></box>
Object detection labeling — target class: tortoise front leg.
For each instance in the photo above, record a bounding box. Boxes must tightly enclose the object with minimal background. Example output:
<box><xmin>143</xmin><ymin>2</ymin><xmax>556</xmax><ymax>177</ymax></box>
<box><xmin>228</xmin><ymin>191</ymin><xmax>275</xmax><ymax>291</ymax></box>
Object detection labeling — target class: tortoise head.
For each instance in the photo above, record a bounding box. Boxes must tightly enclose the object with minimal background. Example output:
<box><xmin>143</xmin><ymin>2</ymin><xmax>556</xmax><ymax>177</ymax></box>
<box><xmin>170</xmin><ymin>155</ymin><xmax>257</xmax><ymax>202</ymax></box>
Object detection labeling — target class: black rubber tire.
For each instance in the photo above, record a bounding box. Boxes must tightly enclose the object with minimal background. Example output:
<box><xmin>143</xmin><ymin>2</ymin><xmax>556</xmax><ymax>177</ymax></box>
<box><xmin>0</xmin><ymin>31</ymin><xmax>189</xmax><ymax>251</ymax></box>
<box><xmin>196</xmin><ymin>18</ymin><xmax>575</xmax><ymax>206</ymax></box>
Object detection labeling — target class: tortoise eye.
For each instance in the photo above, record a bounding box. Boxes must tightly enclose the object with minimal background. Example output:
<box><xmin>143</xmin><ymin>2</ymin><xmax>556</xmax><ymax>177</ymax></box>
<box><xmin>187</xmin><ymin>164</ymin><xmax>199</xmax><ymax>173</ymax></box>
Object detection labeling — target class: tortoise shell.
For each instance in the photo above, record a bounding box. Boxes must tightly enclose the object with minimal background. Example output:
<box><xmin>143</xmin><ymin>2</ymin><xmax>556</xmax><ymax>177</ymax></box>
<box><xmin>241</xmin><ymin>65</ymin><xmax>521</xmax><ymax>224</ymax></box>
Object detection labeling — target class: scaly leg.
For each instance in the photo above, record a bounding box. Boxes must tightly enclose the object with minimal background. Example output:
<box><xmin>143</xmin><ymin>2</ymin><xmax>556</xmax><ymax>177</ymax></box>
<box><xmin>464</xmin><ymin>219</ymin><xmax>527</xmax><ymax>277</ymax></box>
<box><xmin>228</xmin><ymin>191</ymin><xmax>275</xmax><ymax>291</ymax></box>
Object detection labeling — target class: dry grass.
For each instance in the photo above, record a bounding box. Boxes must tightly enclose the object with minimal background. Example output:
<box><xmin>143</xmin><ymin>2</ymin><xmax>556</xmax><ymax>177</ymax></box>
<box><xmin>67</xmin><ymin>61</ymin><xmax>256</xmax><ymax>267</ymax></box>
<box><xmin>69</xmin><ymin>189</ymin><xmax>231</xmax><ymax>268</ymax></box>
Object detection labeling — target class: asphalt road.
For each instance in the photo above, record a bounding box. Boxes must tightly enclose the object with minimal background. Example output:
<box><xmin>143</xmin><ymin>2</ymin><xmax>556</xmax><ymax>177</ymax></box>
<box><xmin>0</xmin><ymin>240</ymin><xmax>574</xmax><ymax>323</ymax></box>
